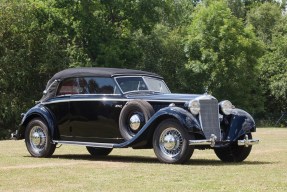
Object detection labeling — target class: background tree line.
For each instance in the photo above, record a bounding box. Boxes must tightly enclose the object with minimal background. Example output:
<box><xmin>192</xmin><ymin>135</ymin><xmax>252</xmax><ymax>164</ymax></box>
<box><xmin>1</xmin><ymin>0</ymin><xmax>287</xmax><ymax>139</ymax></box>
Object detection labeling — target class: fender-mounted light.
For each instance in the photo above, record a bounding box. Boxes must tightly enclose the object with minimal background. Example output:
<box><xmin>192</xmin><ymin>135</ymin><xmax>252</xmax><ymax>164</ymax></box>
<box><xmin>188</xmin><ymin>100</ymin><xmax>200</xmax><ymax>115</ymax></box>
<box><xmin>219</xmin><ymin>100</ymin><xmax>235</xmax><ymax>115</ymax></box>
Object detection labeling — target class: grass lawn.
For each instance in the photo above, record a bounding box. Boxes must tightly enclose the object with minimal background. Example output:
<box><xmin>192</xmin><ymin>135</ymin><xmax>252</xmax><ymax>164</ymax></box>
<box><xmin>0</xmin><ymin>128</ymin><xmax>286</xmax><ymax>192</ymax></box>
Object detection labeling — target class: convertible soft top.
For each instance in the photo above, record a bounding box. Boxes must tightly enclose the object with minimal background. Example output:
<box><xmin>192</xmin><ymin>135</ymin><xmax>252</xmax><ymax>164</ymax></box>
<box><xmin>49</xmin><ymin>67</ymin><xmax>161</xmax><ymax>83</ymax></box>
<box><xmin>40</xmin><ymin>67</ymin><xmax>162</xmax><ymax>102</ymax></box>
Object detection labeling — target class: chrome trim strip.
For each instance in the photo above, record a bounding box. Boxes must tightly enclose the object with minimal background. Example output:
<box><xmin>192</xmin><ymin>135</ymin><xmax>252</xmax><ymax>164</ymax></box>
<box><xmin>42</xmin><ymin>98</ymin><xmax>187</xmax><ymax>104</ymax></box>
<box><xmin>53</xmin><ymin>140</ymin><xmax>115</xmax><ymax>148</ymax></box>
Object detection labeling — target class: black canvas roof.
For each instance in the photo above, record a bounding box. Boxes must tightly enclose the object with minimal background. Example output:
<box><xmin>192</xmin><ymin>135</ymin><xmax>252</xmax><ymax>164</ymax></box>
<box><xmin>49</xmin><ymin>67</ymin><xmax>162</xmax><ymax>83</ymax></box>
<box><xmin>40</xmin><ymin>67</ymin><xmax>162</xmax><ymax>102</ymax></box>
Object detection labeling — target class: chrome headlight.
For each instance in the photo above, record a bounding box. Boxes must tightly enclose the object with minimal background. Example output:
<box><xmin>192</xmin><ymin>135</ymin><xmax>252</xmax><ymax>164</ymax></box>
<box><xmin>219</xmin><ymin>100</ymin><xmax>234</xmax><ymax>115</ymax></box>
<box><xmin>188</xmin><ymin>100</ymin><xmax>200</xmax><ymax>115</ymax></box>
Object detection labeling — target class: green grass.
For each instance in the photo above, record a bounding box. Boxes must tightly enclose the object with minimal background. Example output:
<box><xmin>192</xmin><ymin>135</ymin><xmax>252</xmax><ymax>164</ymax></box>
<box><xmin>1</xmin><ymin>128</ymin><xmax>287</xmax><ymax>192</ymax></box>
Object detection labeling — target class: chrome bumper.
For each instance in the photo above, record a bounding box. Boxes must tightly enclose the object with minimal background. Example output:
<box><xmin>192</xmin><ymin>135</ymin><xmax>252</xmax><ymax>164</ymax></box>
<box><xmin>189</xmin><ymin>134</ymin><xmax>259</xmax><ymax>147</ymax></box>
<box><xmin>237</xmin><ymin>135</ymin><xmax>259</xmax><ymax>147</ymax></box>
<box><xmin>189</xmin><ymin>134</ymin><xmax>218</xmax><ymax>147</ymax></box>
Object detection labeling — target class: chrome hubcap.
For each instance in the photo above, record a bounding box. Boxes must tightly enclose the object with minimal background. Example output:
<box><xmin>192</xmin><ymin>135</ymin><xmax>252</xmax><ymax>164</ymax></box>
<box><xmin>30</xmin><ymin>126</ymin><xmax>47</xmax><ymax>152</ymax></box>
<box><xmin>129</xmin><ymin>114</ymin><xmax>141</xmax><ymax>131</ymax></box>
<box><xmin>159</xmin><ymin>128</ymin><xmax>183</xmax><ymax>158</ymax></box>
<box><xmin>163</xmin><ymin>134</ymin><xmax>177</xmax><ymax>150</ymax></box>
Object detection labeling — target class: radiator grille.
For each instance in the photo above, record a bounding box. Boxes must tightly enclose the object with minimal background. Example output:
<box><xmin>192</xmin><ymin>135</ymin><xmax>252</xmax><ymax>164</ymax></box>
<box><xmin>199</xmin><ymin>99</ymin><xmax>221</xmax><ymax>141</ymax></box>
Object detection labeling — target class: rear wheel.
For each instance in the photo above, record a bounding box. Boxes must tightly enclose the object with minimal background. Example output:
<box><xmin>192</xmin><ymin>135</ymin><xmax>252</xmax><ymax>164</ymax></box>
<box><xmin>25</xmin><ymin>118</ymin><xmax>56</xmax><ymax>157</ymax></box>
<box><xmin>153</xmin><ymin>119</ymin><xmax>194</xmax><ymax>164</ymax></box>
<box><xmin>214</xmin><ymin>133</ymin><xmax>252</xmax><ymax>162</ymax></box>
<box><xmin>86</xmin><ymin>147</ymin><xmax>113</xmax><ymax>156</ymax></box>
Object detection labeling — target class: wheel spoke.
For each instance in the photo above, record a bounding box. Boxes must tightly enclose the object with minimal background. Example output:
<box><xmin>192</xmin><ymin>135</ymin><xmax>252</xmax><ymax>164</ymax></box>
<box><xmin>30</xmin><ymin>126</ymin><xmax>47</xmax><ymax>153</ymax></box>
<box><xmin>159</xmin><ymin>128</ymin><xmax>183</xmax><ymax>158</ymax></box>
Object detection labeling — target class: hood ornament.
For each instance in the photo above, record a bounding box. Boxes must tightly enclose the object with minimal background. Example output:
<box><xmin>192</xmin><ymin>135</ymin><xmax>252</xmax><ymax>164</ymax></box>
<box><xmin>204</xmin><ymin>86</ymin><xmax>209</xmax><ymax>95</ymax></box>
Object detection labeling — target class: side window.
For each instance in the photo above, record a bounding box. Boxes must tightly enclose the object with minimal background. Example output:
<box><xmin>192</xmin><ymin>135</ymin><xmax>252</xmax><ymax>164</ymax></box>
<box><xmin>85</xmin><ymin>77</ymin><xmax>120</xmax><ymax>94</ymax></box>
<box><xmin>57</xmin><ymin>77</ymin><xmax>120</xmax><ymax>95</ymax></box>
<box><xmin>116</xmin><ymin>77</ymin><xmax>148</xmax><ymax>93</ymax></box>
<box><xmin>57</xmin><ymin>78</ymin><xmax>79</xmax><ymax>95</ymax></box>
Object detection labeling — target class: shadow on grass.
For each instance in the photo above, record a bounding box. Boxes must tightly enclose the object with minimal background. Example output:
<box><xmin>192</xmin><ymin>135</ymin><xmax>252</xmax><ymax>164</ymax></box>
<box><xmin>186</xmin><ymin>159</ymin><xmax>273</xmax><ymax>166</ymax></box>
<box><xmin>50</xmin><ymin>154</ymin><xmax>160</xmax><ymax>164</ymax></box>
<box><xmin>40</xmin><ymin>154</ymin><xmax>273</xmax><ymax>166</ymax></box>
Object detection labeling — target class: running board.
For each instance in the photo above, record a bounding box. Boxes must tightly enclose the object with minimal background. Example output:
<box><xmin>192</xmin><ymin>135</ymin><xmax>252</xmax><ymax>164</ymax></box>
<box><xmin>53</xmin><ymin>140</ymin><xmax>115</xmax><ymax>148</ymax></box>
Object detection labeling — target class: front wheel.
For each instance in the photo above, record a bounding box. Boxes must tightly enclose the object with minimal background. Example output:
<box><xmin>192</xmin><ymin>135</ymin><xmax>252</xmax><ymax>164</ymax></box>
<box><xmin>153</xmin><ymin>119</ymin><xmax>194</xmax><ymax>164</ymax></box>
<box><xmin>25</xmin><ymin>118</ymin><xmax>56</xmax><ymax>157</ymax></box>
<box><xmin>214</xmin><ymin>133</ymin><xmax>252</xmax><ymax>162</ymax></box>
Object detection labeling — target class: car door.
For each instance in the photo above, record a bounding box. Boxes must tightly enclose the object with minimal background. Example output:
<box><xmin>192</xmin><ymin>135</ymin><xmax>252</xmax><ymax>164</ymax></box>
<box><xmin>44</xmin><ymin>78</ymin><xmax>79</xmax><ymax>140</ymax></box>
<box><xmin>69</xmin><ymin>77</ymin><xmax>125</xmax><ymax>143</ymax></box>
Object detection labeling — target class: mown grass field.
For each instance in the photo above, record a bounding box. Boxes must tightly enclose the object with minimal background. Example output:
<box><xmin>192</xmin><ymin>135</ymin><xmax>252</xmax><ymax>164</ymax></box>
<box><xmin>0</xmin><ymin>128</ymin><xmax>286</xmax><ymax>192</ymax></box>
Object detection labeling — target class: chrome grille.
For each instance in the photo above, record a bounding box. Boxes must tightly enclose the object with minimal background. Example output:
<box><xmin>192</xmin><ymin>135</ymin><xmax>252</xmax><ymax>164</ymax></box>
<box><xmin>199</xmin><ymin>99</ymin><xmax>221</xmax><ymax>141</ymax></box>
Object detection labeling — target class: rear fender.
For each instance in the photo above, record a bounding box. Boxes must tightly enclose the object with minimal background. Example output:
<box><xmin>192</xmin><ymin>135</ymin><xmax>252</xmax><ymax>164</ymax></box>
<box><xmin>227</xmin><ymin>109</ymin><xmax>256</xmax><ymax>141</ymax></box>
<box><xmin>18</xmin><ymin>104</ymin><xmax>58</xmax><ymax>140</ymax></box>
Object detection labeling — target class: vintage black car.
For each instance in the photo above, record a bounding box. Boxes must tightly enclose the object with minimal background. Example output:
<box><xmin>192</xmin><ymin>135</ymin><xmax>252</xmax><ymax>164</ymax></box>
<box><xmin>12</xmin><ymin>67</ymin><xmax>259</xmax><ymax>164</ymax></box>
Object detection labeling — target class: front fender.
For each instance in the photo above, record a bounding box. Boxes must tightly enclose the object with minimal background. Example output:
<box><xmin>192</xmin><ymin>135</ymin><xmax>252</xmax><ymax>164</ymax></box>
<box><xmin>115</xmin><ymin>106</ymin><xmax>201</xmax><ymax>148</ymax></box>
<box><xmin>18</xmin><ymin>104</ymin><xmax>57</xmax><ymax>140</ymax></box>
<box><xmin>227</xmin><ymin>109</ymin><xmax>256</xmax><ymax>141</ymax></box>
<box><xmin>151</xmin><ymin>107</ymin><xmax>201</xmax><ymax>133</ymax></box>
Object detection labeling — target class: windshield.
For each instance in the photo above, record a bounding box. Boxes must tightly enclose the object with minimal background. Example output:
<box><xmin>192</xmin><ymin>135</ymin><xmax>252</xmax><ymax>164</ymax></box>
<box><xmin>115</xmin><ymin>76</ymin><xmax>170</xmax><ymax>94</ymax></box>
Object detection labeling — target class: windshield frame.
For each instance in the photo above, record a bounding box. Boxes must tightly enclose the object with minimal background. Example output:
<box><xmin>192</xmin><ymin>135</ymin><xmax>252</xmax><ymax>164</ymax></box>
<box><xmin>114</xmin><ymin>76</ymin><xmax>171</xmax><ymax>94</ymax></box>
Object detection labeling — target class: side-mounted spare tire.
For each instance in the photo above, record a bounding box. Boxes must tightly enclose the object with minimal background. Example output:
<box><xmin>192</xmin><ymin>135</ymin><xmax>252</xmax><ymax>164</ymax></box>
<box><xmin>119</xmin><ymin>100</ymin><xmax>155</xmax><ymax>140</ymax></box>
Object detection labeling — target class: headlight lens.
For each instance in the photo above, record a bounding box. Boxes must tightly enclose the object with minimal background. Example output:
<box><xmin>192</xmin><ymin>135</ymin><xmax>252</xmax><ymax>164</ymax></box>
<box><xmin>188</xmin><ymin>100</ymin><xmax>200</xmax><ymax>115</ymax></box>
<box><xmin>219</xmin><ymin>100</ymin><xmax>234</xmax><ymax>115</ymax></box>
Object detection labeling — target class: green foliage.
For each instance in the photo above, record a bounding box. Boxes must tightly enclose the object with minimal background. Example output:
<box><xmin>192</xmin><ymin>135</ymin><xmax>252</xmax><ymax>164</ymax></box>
<box><xmin>247</xmin><ymin>2</ymin><xmax>282</xmax><ymax>44</ymax></box>
<box><xmin>246</xmin><ymin>2</ymin><xmax>287</xmax><ymax>115</ymax></box>
<box><xmin>0</xmin><ymin>1</ymin><xmax>69</xmax><ymax>131</ymax></box>
<box><xmin>259</xmin><ymin>16</ymin><xmax>287</xmax><ymax>111</ymax></box>
<box><xmin>184</xmin><ymin>1</ymin><xmax>264</xmax><ymax>113</ymax></box>
<box><xmin>0</xmin><ymin>0</ymin><xmax>286</xmax><ymax>138</ymax></box>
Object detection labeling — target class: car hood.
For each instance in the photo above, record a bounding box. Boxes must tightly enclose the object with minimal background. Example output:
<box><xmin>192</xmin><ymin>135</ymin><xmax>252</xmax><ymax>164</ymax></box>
<box><xmin>125</xmin><ymin>93</ymin><xmax>204</xmax><ymax>103</ymax></box>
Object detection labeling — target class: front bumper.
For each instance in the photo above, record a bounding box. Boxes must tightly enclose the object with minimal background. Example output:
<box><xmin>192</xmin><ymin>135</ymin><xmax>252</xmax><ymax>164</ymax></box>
<box><xmin>189</xmin><ymin>134</ymin><xmax>259</xmax><ymax>147</ymax></box>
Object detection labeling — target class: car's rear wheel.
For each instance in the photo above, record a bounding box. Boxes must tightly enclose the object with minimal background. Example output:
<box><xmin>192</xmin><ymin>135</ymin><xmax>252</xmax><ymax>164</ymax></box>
<box><xmin>153</xmin><ymin>119</ymin><xmax>194</xmax><ymax>164</ymax></box>
<box><xmin>25</xmin><ymin>118</ymin><xmax>56</xmax><ymax>157</ymax></box>
<box><xmin>119</xmin><ymin>100</ymin><xmax>154</xmax><ymax>140</ymax></box>
<box><xmin>214</xmin><ymin>133</ymin><xmax>252</xmax><ymax>162</ymax></box>
<box><xmin>86</xmin><ymin>147</ymin><xmax>113</xmax><ymax>156</ymax></box>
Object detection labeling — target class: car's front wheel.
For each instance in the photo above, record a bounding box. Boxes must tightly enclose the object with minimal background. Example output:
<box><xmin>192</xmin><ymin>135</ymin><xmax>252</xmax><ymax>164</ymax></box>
<box><xmin>214</xmin><ymin>133</ymin><xmax>253</xmax><ymax>162</ymax></box>
<box><xmin>153</xmin><ymin>119</ymin><xmax>194</xmax><ymax>164</ymax></box>
<box><xmin>25</xmin><ymin>118</ymin><xmax>56</xmax><ymax>157</ymax></box>
<box><xmin>86</xmin><ymin>147</ymin><xmax>113</xmax><ymax>156</ymax></box>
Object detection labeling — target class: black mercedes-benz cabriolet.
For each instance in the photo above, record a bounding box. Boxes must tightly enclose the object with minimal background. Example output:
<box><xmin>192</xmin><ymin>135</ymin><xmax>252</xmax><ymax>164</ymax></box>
<box><xmin>12</xmin><ymin>67</ymin><xmax>259</xmax><ymax>164</ymax></box>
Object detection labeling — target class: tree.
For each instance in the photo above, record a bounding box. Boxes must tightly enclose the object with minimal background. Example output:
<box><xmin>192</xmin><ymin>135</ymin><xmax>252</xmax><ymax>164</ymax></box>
<box><xmin>246</xmin><ymin>2</ymin><xmax>287</xmax><ymax>117</ymax></box>
<box><xmin>184</xmin><ymin>0</ymin><xmax>264</xmax><ymax>114</ymax></box>
<box><xmin>0</xmin><ymin>1</ymin><xmax>68</xmax><ymax>137</ymax></box>
<box><xmin>247</xmin><ymin>2</ymin><xmax>282</xmax><ymax>44</ymax></box>
<box><xmin>258</xmin><ymin>16</ymin><xmax>287</xmax><ymax>113</ymax></box>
